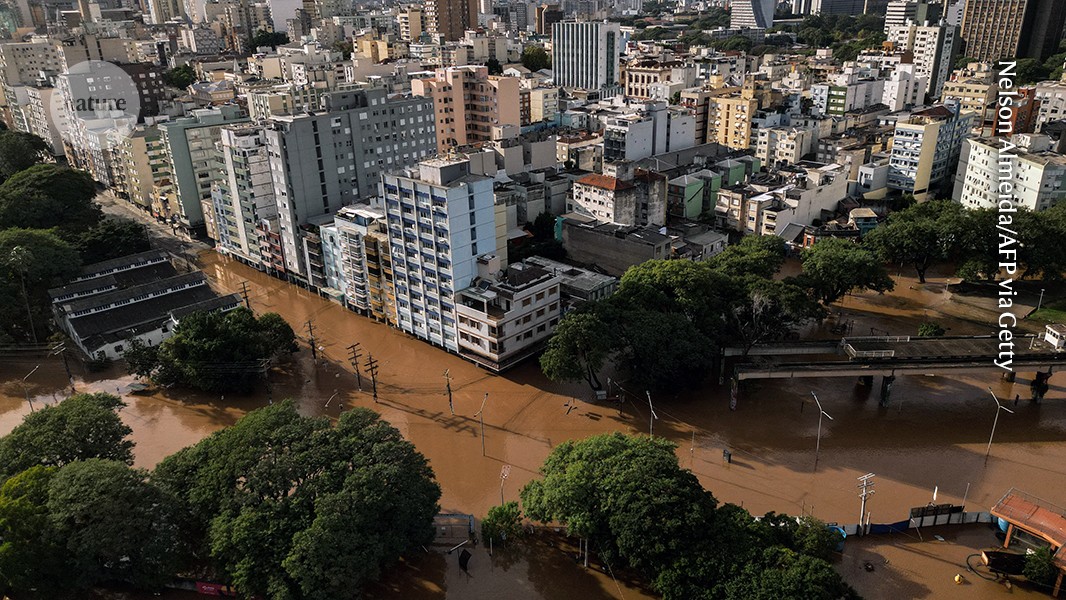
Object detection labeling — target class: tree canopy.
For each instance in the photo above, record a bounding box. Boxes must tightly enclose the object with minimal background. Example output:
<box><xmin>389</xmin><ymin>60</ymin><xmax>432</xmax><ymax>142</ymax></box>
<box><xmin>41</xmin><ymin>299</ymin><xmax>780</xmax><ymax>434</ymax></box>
<box><xmin>249</xmin><ymin>30</ymin><xmax>290</xmax><ymax>50</ymax></box>
<box><xmin>0</xmin><ymin>165</ymin><xmax>100</xmax><ymax>233</ymax></box>
<box><xmin>153</xmin><ymin>402</ymin><xmax>440</xmax><ymax>600</ymax></box>
<box><xmin>0</xmin><ymin>393</ymin><xmax>133</xmax><ymax>482</ymax></box>
<box><xmin>124</xmin><ymin>307</ymin><xmax>295</xmax><ymax>392</ymax></box>
<box><xmin>74</xmin><ymin>217</ymin><xmax>151</xmax><ymax>265</ymax></box>
<box><xmin>864</xmin><ymin>200</ymin><xmax>965</xmax><ymax>283</ymax></box>
<box><xmin>541</xmin><ymin>235</ymin><xmax>819</xmax><ymax>390</ymax></box>
<box><xmin>799</xmin><ymin>238</ymin><xmax>894</xmax><ymax>305</ymax></box>
<box><xmin>0</xmin><ymin>228</ymin><xmax>81</xmax><ymax>342</ymax></box>
<box><xmin>521</xmin><ymin>46</ymin><xmax>551</xmax><ymax>71</ymax></box>
<box><xmin>521</xmin><ymin>433</ymin><xmax>855</xmax><ymax>600</ymax></box>
<box><xmin>163</xmin><ymin>64</ymin><xmax>196</xmax><ymax>89</ymax></box>
<box><xmin>0</xmin><ymin>130</ymin><xmax>49</xmax><ymax>182</ymax></box>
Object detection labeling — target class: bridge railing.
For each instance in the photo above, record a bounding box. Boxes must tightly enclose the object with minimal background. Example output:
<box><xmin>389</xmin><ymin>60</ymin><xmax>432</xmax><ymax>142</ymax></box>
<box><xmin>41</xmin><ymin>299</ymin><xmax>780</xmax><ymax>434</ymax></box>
<box><xmin>844</xmin><ymin>346</ymin><xmax>896</xmax><ymax>359</ymax></box>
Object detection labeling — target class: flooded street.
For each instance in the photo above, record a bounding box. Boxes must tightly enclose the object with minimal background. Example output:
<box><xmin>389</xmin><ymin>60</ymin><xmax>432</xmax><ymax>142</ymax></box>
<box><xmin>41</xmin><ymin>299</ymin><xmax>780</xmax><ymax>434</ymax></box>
<box><xmin>4</xmin><ymin>251</ymin><xmax>1066</xmax><ymax>599</ymax></box>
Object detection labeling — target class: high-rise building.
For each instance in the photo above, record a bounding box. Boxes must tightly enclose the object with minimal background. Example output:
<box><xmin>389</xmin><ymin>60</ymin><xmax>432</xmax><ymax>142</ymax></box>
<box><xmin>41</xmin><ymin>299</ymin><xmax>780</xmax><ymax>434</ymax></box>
<box><xmin>954</xmin><ymin>134</ymin><xmax>1066</xmax><ymax>211</ymax></box>
<box><xmin>884</xmin><ymin>1</ymin><xmax>943</xmax><ymax>33</ymax></box>
<box><xmin>262</xmin><ymin>88</ymin><xmax>436</xmax><ymax>278</ymax></box>
<box><xmin>552</xmin><ymin>20</ymin><xmax>621</xmax><ymax>91</ymax></box>
<box><xmin>160</xmin><ymin>105</ymin><xmax>249</xmax><ymax>238</ymax></box>
<box><xmin>888</xmin><ymin>103</ymin><xmax>975</xmax><ymax>200</ymax></box>
<box><xmin>214</xmin><ymin>124</ymin><xmax>277</xmax><ymax>267</ymax></box>
<box><xmin>730</xmin><ymin>0</ymin><xmax>774</xmax><ymax>28</ymax></box>
<box><xmin>381</xmin><ymin>156</ymin><xmax>498</xmax><ymax>352</ymax></box>
<box><xmin>397</xmin><ymin>5</ymin><xmax>425</xmax><ymax>42</ymax></box>
<box><xmin>887</xmin><ymin>20</ymin><xmax>959</xmax><ymax>98</ymax></box>
<box><xmin>411</xmin><ymin>66</ymin><xmax>521</xmax><ymax>153</ymax></box>
<box><xmin>425</xmin><ymin>0</ymin><xmax>478</xmax><ymax>41</ymax></box>
<box><xmin>960</xmin><ymin>0</ymin><xmax>1066</xmax><ymax>62</ymax></box>
<box><xmin>535</xmin><ymin>4</ymin><xmax>563</xmax><ymax>34</ymax></box>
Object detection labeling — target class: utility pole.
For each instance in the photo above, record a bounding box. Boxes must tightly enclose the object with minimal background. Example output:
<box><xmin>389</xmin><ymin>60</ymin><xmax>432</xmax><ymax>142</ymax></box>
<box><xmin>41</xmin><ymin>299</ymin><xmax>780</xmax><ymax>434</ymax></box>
<box><xmin>444</xmin><ymin>369</ymin><xmax>454</xmax><ymax>415</ymax></box>
<box><xmin>857</xmin><ymin>473</ymin><xmax>876</xmax><ymax>535</ymax></box>
<box><xmin>646</xmin><ymin>391</ymin><xmax>658</xmax><ymax>437</ymax></box>
<box><xmin>347</xmin><ymin>343</ymin><xmax>362</xmax><ymax>390</ymax></box>
<box><xmin>365</xmin><ymin>354</ymin><xmax>379</xmax><ymax>403</ymax></box>
<box><xmin>810</xmin><ymin>392</ymin><xmax>834</xmax><ymax>471</ymax></box>
<box><xmin>51</xmin><ymin>342</ymin><xmax>74</xmax><ymax>394</ymax></box>
<box><xmin>306</xmin><ymin>320</ymin><xmax>317</xmax><ymax>361</ymax></box>
<box><xmin>475</xmin><ymin>393</ymin><xmax>488</xmax><ymax>456</ymax></box>
<box><xmin>21</xmin><ymin>364</ymin><xmax>40</xmax><ymax>412</ymax></box>
<box><xmin>239</xmin><ymin>281</ymin><xmax>252</xmax><ymax>310</ymax></box>
<box><xmin>985</xmin><ymin>387</ymin><xmax>1015</xmax><ymax>463</ymax></box>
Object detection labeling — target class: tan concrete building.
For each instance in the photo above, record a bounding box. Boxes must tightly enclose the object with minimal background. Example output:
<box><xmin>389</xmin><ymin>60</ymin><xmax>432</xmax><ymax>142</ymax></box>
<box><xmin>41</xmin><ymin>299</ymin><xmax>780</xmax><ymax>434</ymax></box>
<box><xmin>708</xmin><ymin>93</ymin><xmax>758</xmax><ymax>150</ymax></box>
<box><xmin>412</xmin><ymin>66</ymin><xmax>521</xmax><ymax>153</ymax></box>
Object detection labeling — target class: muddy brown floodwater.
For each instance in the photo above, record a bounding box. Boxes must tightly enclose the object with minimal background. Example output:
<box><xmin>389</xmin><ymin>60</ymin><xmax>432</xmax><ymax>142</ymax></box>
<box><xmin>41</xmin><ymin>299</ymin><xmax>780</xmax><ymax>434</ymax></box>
<box><xmin>3</xmin><ymin>253</ymin><xmax>1065</xmax><ymax>599</ymax></box>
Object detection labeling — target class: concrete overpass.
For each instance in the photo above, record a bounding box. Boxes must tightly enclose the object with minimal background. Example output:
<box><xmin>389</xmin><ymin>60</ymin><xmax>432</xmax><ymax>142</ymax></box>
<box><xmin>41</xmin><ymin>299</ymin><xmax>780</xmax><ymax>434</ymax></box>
<box><xmin>725</xmin><ymin>335</ymin><xmax>1066</xmax><ymax>406</ymax></box>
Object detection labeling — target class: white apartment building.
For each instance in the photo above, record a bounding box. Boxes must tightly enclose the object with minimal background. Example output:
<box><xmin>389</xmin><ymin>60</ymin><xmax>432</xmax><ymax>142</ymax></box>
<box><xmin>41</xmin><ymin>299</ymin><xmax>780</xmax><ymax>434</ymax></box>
<box><xmin>953</xmin><ymin>135</ymin><xmax>1066</xmax><ymax>211</ymax></box>
<box><xmin>456</xmin><ymin>259</ymin><xmax>561</xmax><ymax>371</ymax></box>
<box><xmin>888</xmin><ymin>103</ymin><xmax>974</xmax><ymax>200</ymax></box>
<box><xmin>382</xmin><ymin>156</ymin><xmax>497</xmax><ymax>352</ymax></box>
<box><xmin>1034</xmin><ymin>81</ymin><xmax>1066</xmax><ymax>133</ymax></box>
<box><xmin>756</xmin><ymin>127</ymin><xmax>814</xmax><ymax>168</ymax></box>
<box><xmin>215</xmin><ymin>124</ymin><xmax>277</xmax><ymax>266</ymax></box>
<box><xmin>881</xmin><ymin>62</ymin><xmax>927</xmax><ymax>111</ymax></box>
<box><xmin>552</xmin><ymin>20</ymin><xmax>621</xmax><ymax>91</ymax></box>
<box><xmin>887</xmin><ymin>20</ymin><xmax>958</xmax><ymax>98</ymax></box>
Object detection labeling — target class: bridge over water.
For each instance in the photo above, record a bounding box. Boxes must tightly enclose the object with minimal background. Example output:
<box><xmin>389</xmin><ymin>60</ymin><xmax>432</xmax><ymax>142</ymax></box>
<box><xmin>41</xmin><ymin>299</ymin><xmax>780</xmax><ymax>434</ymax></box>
<box><xmin>724</xmin><ymin>335</ymin><xmax>1065</xmax><ymax>406</ymax></box>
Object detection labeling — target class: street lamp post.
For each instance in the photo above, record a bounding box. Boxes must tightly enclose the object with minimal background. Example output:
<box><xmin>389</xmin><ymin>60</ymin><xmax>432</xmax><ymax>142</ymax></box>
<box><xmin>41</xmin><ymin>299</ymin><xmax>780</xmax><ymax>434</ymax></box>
<box><xmin>21</xmin><ymin>364</ymin><xmax>40</xmax><ymax>412</ymax></box>
<box><xmin>1038</xmin><ymin>288</ymin><xmax>1046</xmax><ymax>312</ymax></box>
<box><xmin>646</xmin><ymin>391</ymin><xmax>658</xmax><ymax>437</ymax></box>
<box><xmin>475</xmin><ymin>393</ymin><xmax>488</xmax><ymax>456</ymax></box>
<box><xmin>810</xmin><ymin>392</ymin><xmax>834</xmax><ymax>470</ymax></box>
<box><xmin>985</xmin><ymin>388</ymin><xmax>1015</xmax><ymax>463</ymax></box>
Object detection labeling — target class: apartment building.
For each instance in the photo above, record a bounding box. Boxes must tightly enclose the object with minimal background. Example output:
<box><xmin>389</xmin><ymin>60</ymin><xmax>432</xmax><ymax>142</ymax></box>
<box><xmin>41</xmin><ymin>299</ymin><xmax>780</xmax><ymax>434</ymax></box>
<box><xmin>382</xmin><ymin>156</ymin><xmax>497</xmax><ymax>352</ymax></box>
<box><xmin>888</xmin><ymin>103</ymin><xmax>974</xmax><ymax>200</ymax></box>
<box><xmin>425</xmin><ymin>0</ymin><xmax>478</xmax><ymax>40</ymax></box>
<box><xmin>456</xmin><ymin>259</ymin><xmax>561</xmax><ymax>371</ymax></box>
<box><xmin>214</xmin><ymin>124</ymin><xmax>277</xmax><ymax>267</ymax></box>
<box><xmin>331</xmin><ymin>205</ymin><xmax>397</xmax><ymax>324</ymax></box>
<box><xmin>708</xmin><ymin>93</ymin><xmax>758</xmax><ymax>149</ymax></box>
<box><xmin>263</xmin><ymin>88</ymin><xmax>435</xmax><ymax>279</ymax></box>
<box><xmin>411</xmin><ymin>66</ymin><xmax>521</xmax><ymax>154</ymax></box>
<box><xmin>953</xmin><ymin>134</ymin><xmax>1066</xmax><ymax>211</ymax></box>
<box><xmin>756</xmin><ymin>127</ymin><xmax>814</xmax><ymax>168</ymax></box>
<box><xmin>602</xmin><ymin>102</ymin><xmax>696</xmax><ymax>162</ymax></box>
<box><xmin>1034</xmin><ymin>81</ymin><xmax>1066</xmax><ymax>133</ymax></box>
<box><xmin>960</xmin><ymin>0</ymin><xmax>1065</xmax><ymax>62</ymax></box>
<box><xmin>887</xmin><ymin>20</ymin><xmax>958</xmax><ymax>98</ymax></box>
<box><xmin>160</xmin><ymin>105</ymin><xmax>249</xmax><ymax>238</ymax></box>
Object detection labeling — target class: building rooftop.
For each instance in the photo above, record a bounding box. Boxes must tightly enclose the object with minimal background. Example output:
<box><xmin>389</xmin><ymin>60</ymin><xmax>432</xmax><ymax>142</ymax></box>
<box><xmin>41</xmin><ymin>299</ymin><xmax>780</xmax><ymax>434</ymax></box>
<box><xmin>77</xmin><ymin>249</ymin><xmax>169</xmax><ymax>280</ymax></box>
<box><xmin>576</xmin><ymin>173</ymin><xmax>635</xmax><ymax>191</ymax></box>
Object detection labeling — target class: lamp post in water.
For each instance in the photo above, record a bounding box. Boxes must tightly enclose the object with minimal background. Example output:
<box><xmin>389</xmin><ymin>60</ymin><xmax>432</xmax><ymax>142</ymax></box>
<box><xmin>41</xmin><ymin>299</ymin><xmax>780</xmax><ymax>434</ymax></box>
<box><xmin>985</xmin><ymin>388</ymin><xmax>1014</xmax><ymax>463</ymax></box>
<box><xmin>810</xmin><ymin>392</ymin><xmax>833</xmax><ymax>470</ymax></box>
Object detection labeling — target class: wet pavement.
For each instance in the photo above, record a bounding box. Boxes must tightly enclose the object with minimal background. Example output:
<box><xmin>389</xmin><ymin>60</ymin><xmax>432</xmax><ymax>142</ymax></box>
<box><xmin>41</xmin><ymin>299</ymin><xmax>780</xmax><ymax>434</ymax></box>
<box><xmin>4</xmin><ymin>252</ymin><xmax>1066</xmax><ymax>599</ymax></box>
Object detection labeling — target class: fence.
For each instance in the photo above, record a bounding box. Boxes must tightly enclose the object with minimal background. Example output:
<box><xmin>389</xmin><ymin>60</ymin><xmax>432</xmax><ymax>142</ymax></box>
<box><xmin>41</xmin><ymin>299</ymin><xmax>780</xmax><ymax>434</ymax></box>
<box><xmin>838</xmin><ymin>510</ymin><xmax>995</xmax><ymax>537</ymax></box>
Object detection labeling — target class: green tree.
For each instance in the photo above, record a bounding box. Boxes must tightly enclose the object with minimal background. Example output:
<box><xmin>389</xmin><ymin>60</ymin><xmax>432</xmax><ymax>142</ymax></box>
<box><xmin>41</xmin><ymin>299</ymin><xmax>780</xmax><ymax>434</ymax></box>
<box><xmin>918</xmin><ymin>322</ymin><xmax>945</xmax><ymax>337</ymax></box>
<box><xmin>163</xmin><ymin>64</ymin><xmax>196</xmax><ymax>89</ymax></box>
<box><xmin>791</xmin><ymin>516</ymin><xmax>843</xmax><ymax>561</ymax></box>
<box><xmin>75</xmin><ymin>217</ymin><xmax>150</xmax><ymax>264</ymax></box>
<box><xmin>864</xmin><ymin>199</ymin><xmax>966</xmax><ymax>283</ymax></box>
<box><xmin>138</xmin><ymin>308</ymin><xmax>295</xmax><ymax>392</ymax></box>
<box><xmin>46</xmin><ymin>459</ymin><xmax>183</xmax><ymax>590</ymax></box>
<box><xmin>0</xmin><ymin>130</ymin><xmax>48</xmax><ymax>182</ymax></box>
<box><xmin>800</xmin><ymin>238</ymin><xmax>894</xmax><ymax>305</ymax></box>
<box><xmin>0</xmin><ymin>393</ymin><xmax>133</xmax><ymax>481</ymax></box>
<box><xmin>1024</xmin><ymin>545</ymin><xmax>1058</xmax><ymax>587</ymax></box>
<box><xmin>539</xmin><ymin>309</ymin><xmax>614</xmax><ymax>389</ymax></box>
<box><xmin>521</xmin><ymin>433</ymin><xmax>717</xmax><ymax>574</ymax></box>
<box><xmin>485</xmin><ymin>58</ymin><xmax>503</xmax><ymax>75</ymax></box>
<box><xmin>521</xmin><ymin>46</ymin><xmax>551</xmax><ymax>71</ymax></box>
<box><xmin>0</xmin><ymin>229</ymin><xmax>81</xmax><ymax>342</ymax></box>
<box><xmin>1015</xmin><ymin>58</ymin><xmax>1050</xmax><ymax>85</ymax></box>
<box><xmin>0</xmin><ymin>165</ymin><xmax>100</xmax><ymax>233</ymax></box>
<box><xmin>249</xmin><ymin>30</ymin><xmax>290</xmax><ymax>50</ymax></box>
<box><xmin>0</xmin><ymin>466</ymin><xmax>67</xmax><ymax>597</ymax></box>
<box><xmin>154</xmin><ymin>403</ymin><xmax>440</xmax><ymax>600</ymax></box>
<box><xmin>710</xmin><ymin>234</ymin><xmax>787</xmax><ymax>279</ymax></box>
<box><xmin>955</xmin><ymin>56</ymin><xmax>977</xmax><ymax>69</ymax></box>
<box><xmin>481</xmin><ymin>501</ymin><xmax>523</xmax><ymax>545</ymax></box>
<box><xmin>724</xmin><ymin>546</ymin><xmax>858</xmax><ymax>600</ymax></box>
<box><xmin>726</xmin><ymin>278</ymin><xmax>824</xmax><ymax>353</ymax></box>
